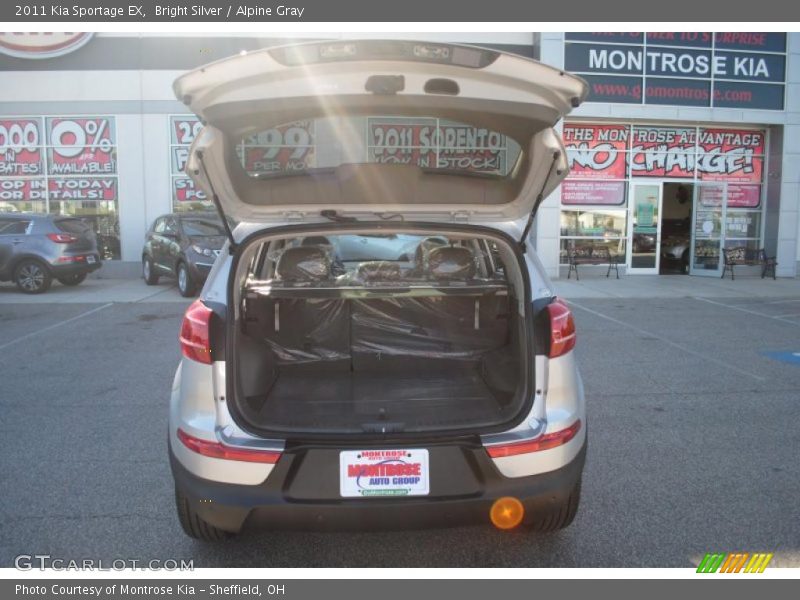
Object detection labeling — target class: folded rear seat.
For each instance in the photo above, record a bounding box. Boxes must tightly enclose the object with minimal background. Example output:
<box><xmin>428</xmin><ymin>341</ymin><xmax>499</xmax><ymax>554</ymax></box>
<box><xmin>249</xmin><ymin>246</ymin><xmax>351</xmax><ymax>371</ymax></box>
<box><xmin>351</xmin><ymin>246</ymin><xmax>509</xmax><ymax>372</ymax></box>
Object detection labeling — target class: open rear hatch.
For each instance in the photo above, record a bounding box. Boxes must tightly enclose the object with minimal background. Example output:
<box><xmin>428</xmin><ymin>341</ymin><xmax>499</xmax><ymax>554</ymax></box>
<box><xmin>231</xmin><ymin>226</ymin><xmax>531</xmax><ymax>437</ymax></box>
<box><xmin>174</xmin><ymin>40</ymin><xmax>587</xmax><ymax>233</ymax></box>
<box><xmin>174</xmin><ymin>40</ymin><xmax>586</xmax><ymax>437</ymax></box>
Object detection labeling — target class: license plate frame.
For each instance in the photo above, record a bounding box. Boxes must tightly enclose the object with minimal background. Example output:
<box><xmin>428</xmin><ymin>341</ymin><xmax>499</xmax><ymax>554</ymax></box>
<box><xmin>339</xmin><ymin>449</ymin><xmax>430</xmax><ymax>498</ymax></box>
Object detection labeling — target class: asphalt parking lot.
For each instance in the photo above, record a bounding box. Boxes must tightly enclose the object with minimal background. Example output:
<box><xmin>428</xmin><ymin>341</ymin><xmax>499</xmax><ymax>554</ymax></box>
<box><xmin>1</xmin><ymin>280</ymin><xmax>799</xmax><ymax>568</ymax></box>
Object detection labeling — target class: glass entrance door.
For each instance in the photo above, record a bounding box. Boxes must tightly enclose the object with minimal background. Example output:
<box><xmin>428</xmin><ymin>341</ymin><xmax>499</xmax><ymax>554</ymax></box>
<box><xmin>628</xmin><ymin>183</ymin><xmax>662</xmax><ymax>274</ymax></box>
<box><xmin>690</xmin><ymin>182</ymin><xmax>728</xmax><ymax>276</ymax></box>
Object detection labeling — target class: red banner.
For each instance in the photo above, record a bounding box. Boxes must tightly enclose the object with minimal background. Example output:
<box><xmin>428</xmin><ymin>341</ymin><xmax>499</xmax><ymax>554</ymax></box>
<box><xmin>172</xmin><ymin>177</ymin><xmax>207</xmax><ymax>202</ymax></box>
<box><xmin>699</xmin><ymin>183</ymin><xmax>761</xmax><ymax>208</ymax></box>
<box><xmin>0</xmin><ymin>177</ymin><xmax>47</xmax><ymax>201</ymax></box>
<box><xmin>0</xmin><ymin>119</ymin><xmax>43</xmax><ymax>176</ymax></box>
<box><xmin>171</xmin><ymin>116</ymin><xmax>204</xmax><ymax>146</ymax></box>
<box><xmin>47</xmin><ymin>177</ymin><xmax>117</xmax><ymax>201</ymax></box>
<box><xmin>561</xmin><ymin>180</ymin><xmax>626</xmax><ymax>205</ymax></box>
<box><xmin>629</xmin><ymin>126</ymin><xmax>695</xmax><ymax>178</ymax></box>
<box><xmin>563</xmin><ymin>123</ymin><xmax>628</xmax><ymax>179</ymax></box>
<box><xmin>697</xmin><ymin>128</ymin><xmax>764</xmax><ymax>183</ymax></box>
<box><xmin>562</xmin><ymin>123</ymin><xmax>765</xmax><ymax>185</ymax></box>
<box><xmin>240</xmin><ymin>121</ymin><xmax>315</xmax><ymax>174</ymax></box>
<box><xmin>47</xmin><ymin>117</ymin><xmax>116</xmax><ymax>175</ymax></box>
<box><xmin>368</xmin><ymin>119</ymin><xmax>511</xmax><ymax>174</ymax></box>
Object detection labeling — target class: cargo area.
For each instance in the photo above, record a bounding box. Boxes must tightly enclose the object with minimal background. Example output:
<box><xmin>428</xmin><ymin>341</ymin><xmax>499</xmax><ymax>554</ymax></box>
<box><xmin>231</xmin><ymin>230</ymin><xmax>529</xmax><ymax>435</ymax></box>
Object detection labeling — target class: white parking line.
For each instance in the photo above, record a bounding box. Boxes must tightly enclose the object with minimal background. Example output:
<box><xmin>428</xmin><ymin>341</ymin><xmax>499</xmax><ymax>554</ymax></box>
<box><xmin>567</xmin><ymin>299</ymin><xmax>766</xmax><ymax>382</ymax></box>
<box><xmin>693</xmin><ymin>297</ymin><xmax>800</xmax><ymax>326</ymax></box>
<box><xmin>0</xmin><ymin>303</ymin><xmax>113</xmax><ymax>351</ymax></box>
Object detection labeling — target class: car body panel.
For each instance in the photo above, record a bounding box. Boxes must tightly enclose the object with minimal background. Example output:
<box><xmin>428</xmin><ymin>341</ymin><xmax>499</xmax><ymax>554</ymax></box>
<box><xmin>0</xmin><ymin>212</ymin><xmax>101</xmax><ymax>283</ymax></box>
<box><xmin>174</xmin><ymin>41</ymin><xmax>586</xmax><ymax>227</ymax></box>
<box><xmin>168</xmin><ymin>42</ymin><xmax>586</xmax><ymax>533</ymax></box>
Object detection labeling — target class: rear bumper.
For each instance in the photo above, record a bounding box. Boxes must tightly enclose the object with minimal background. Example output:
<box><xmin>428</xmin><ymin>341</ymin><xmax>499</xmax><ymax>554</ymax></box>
<box><xmin>186</xmin><ymin>259</ymin><xmax>213</xmax><ymax>283</ymax></box>
<box><xmin>169</xmin><ymin>440</ymin><xmax>586</xmax><ymax>533</ymax></box>
<box><xmin>50</xmin><ymin>258</ymin><xmax>102</xmax><ymax>276</ymax></box>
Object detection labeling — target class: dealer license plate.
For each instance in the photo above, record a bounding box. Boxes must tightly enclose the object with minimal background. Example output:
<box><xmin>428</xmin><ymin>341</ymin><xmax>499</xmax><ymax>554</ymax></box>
<box><xmin>339</xmin><ymin>449</ymin><xmax>430</xmax><ymax>497</ymax></box>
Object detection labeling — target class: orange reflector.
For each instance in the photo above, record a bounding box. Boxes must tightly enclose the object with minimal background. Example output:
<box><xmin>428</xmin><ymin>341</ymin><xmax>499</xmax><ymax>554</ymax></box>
<box><xmin>490</xmin><ymin>496</ymin><xmax>525</xmax><ymax>530</ymax></box>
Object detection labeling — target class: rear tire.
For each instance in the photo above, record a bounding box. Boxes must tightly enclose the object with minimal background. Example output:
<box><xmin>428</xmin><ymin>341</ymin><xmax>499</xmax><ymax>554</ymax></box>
<box><xmin>57</xmin><ymin>273</ymin><xmax>87</xmax><ymax>286</ymax></box>
<box><xmin>14</xmin><ymin>259</ymin><xmax>52</xmax><ymax>294</ymax></box>
<box><xmin>143</xmin><ymin>256</ymin><xmax>159</xmax><ymax>285</ymax></box>
<box><xmin>175</xmin><ymin>487</ymin><xmax>232</xmax><ymax>542</ymax></box>
<box><xmin>526</xmin><ymin>479</ymin><xmax>582</xmax><ymax>533</ymax></box>
<box><xmin>176</xmin><ymin>261</ymin><xmax>196</xmax><ymax>297</ymax></box>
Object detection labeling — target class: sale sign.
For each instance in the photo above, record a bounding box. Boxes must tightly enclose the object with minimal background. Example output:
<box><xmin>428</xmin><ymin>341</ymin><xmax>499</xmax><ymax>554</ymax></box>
<box><xmin>240</xmin><ymin>120</ymin><xmax>315</xmax><ymax>174</ymax></box>
<box><xmin>171</xmin><ymin>116</ymin><xmax>204</xmax><ymax>146</ymax></box>
<box><xmin>563</xmin><ymin>123</ymin><xmax>628</xmax><ymax>179</ymax></box>
<box><xmin>0</xmin><ymin>119</ymin><xmax>43</xmax><ymax>176</ymax></box>
<box><xmin>0</xmin><ymin>178</ymin><xmax>47</xmax><ymax>202</ymax></box>
<box><xmin>699</xmin><ymin>183</ymin><xmax>762</xmax><ymax>208</ymax></box>
<box><xmin>46</xmin><ymin>117</ymin><xmax>117</xmax><ymax>175</ymax></box>
<box><xmin>48</xmin><ymin>177</ymin><xmax>117</xmax><ymax>201</ymax></box>
<box><xmin>368</xmin><ymin>118</ymin><xmax>511</xmax><ymax>175</ymax></box>
<box><xmin>561</xmin><ymin>180</ymin><xmax>626</xmax><ymax>205</ymax></box>
<box><xmin>629</xmin><ymin>127</ymin><xmax>695</xmax><ymax>178</ymax></box>
<box><xmin>172</xmin><ymin>177</ymin><xmax>207</xmax><ymax>203</ymax></box>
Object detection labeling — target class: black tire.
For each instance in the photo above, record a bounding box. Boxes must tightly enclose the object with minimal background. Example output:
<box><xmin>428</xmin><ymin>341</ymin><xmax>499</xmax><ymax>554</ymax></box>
<box><xmin>14</xmin><ymin>259</ymin><xmax>52</xmax><ymax>294</ymax></box>
<box><xmin>57</xmin><ymin>273</ymin><xmax>87</xmax><ymax>286</ymax></box>
<box><xmin>526</xmin><ymin>479</ymin><xmax>582</xmax><ymax>533</ymax></box>
<box><xmin>142</xmin><ymin>255</ymin><xmax>159</xmax><ymax>285</ymax></box>
<box><xmin>175</xmin><ymin>487</ymin><xmax>232</xmax><ymax>542</ymax></box>
<box><xmin>176</xmin><ymin>261</ymin><xmax>196</xmax><ymax>297</ymax></box>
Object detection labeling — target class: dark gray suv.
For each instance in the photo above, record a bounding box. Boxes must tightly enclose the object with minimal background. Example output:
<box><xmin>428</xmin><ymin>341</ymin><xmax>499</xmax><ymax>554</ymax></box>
<box><xmin>0</xmin><ymin>213</ymin><xmax>101</xmax><ymax>294</ymax></box>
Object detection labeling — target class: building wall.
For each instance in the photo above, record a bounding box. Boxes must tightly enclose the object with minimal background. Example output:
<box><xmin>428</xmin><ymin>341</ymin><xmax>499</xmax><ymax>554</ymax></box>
<box><xmin>539</xmin><ymin>32</ymin><xmax>800</xmax><ymax>278</ymax></box>
<box><xmin>1</xmin><ymin>32</ymin><xmax>797</xmax><ymax>278</ymax></box>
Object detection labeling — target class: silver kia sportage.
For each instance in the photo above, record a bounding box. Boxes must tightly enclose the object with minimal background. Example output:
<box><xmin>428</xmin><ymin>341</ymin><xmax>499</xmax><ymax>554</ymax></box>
<box><xmin>168</xmin><ymin>40</ymin><xmax>587</xmax><ymax>540</ymax></box>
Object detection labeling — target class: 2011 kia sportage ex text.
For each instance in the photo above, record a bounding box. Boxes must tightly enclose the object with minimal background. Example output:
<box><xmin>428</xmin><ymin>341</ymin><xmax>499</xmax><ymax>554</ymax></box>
<box><xmin>168</xmin><ymin>40</ymin><xmax>588</xmax><ymax>540</ymax></box>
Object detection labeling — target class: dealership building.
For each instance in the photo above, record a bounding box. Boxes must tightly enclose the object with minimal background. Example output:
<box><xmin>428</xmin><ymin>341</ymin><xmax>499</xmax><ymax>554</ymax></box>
<box><xmin>1</xmin><ymin>32</ymin><xmax>798</xmax><ymax>279</ymax></box>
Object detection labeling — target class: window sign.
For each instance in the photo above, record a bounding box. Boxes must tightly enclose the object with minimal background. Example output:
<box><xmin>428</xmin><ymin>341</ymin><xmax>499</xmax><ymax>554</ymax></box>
<box><xmin>565</xmin><ymin>32</ymin><xmax>787</xmax><ymax>109</ymax></box>
<box><xmin>367</xmin><ymin>117</ymin><xmax>518</xmax><ymax>175</ymax></box>
<box><xmin>0</xmin><ymin>115</ymin><xmax>120</xmax><ymax>259</ymax></box>
<box><xmin>169</xmin><ymin>115</ymin><xmax>209</xmax><ymax>209</ymax></box>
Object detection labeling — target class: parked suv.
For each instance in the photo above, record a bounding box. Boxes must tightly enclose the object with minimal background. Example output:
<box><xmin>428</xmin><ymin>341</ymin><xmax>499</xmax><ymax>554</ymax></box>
<box><xmin>0</xmin><ymin>212</ymin><xmax>101</xmax><ymax>294</ymax></box>
<box><xmin>142</xmin><ymin>212</ymin><xmax>228</xmax><ymax>297</ymax></box>
<box><xmin>169</xmin><ymin>41</ymin><xmax>588</xmax><ymax>540</ymax></box>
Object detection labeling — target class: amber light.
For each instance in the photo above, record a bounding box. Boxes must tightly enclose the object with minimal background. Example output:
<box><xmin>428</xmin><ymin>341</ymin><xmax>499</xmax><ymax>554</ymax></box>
<box><xmin>490</xmin><ymin>497</ymin><xmax>525</xmax><ymax>530</ymax></box>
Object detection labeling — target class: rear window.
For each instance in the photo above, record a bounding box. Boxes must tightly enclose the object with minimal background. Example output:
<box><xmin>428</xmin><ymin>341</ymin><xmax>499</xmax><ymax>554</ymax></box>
<box><xmin>0</xmin><ymin>219</ymin><xmax>30</xmax><ymax>234</ymax></box>
<box><xmin>180</xmin><ymin>217</ymin><xmax>227</xmax><ymax>237</ymax></box>
<box><xmin>54</xmin><ymin>218</ymin><xmax>90</xmax><ymax>234</ymax></box>
<box><xmin>235</xmin><ymin>116</ymin><xmax>522</xmax><ymax>178</ymax></box>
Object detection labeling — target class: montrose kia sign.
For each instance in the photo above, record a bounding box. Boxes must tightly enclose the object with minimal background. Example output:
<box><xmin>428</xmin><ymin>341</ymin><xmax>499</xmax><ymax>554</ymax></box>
<box><xmin>565</xmin><ymin>32</ymin><xmax>786</xmax><ymax>109</ymax></box>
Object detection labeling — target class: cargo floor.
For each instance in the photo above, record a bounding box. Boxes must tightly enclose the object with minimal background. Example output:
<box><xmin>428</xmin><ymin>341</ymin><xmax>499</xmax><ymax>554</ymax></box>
<box><xmin>249</xmin><ymin>368</ymin><xmax>511</xmax><ymax>432</ymax></box>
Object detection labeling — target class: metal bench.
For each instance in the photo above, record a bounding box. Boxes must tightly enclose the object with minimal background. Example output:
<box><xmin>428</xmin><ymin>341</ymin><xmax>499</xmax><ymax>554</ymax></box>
<box><xmin>566</xmin><ymin>245</ymin><xmax>622</xmax><ymax>280</ymax></box>
<box><xmin>721</xmin><ymin>247</ymin><xmax>777</xmax><ymax>280</ymax></box>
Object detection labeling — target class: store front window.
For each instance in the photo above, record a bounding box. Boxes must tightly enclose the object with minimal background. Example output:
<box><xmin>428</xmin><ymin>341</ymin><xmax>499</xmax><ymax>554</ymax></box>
<box><xmin>0</xmin><ymin>116</ymin><xmax>120</xmax><ymax>259</ymax></box>
<box><xmin>560</xmin><ymin>121</ymin><xmax>767</xmax><ymax>276</ymax></box>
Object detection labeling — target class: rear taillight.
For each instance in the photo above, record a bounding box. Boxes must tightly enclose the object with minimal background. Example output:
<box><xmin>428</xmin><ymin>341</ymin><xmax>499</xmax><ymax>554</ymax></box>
<box><xmin>179</xmin><ymin>300</ymin><xmax>213</xmax><ymax>364</ymax></box>
<box><xmin>546</xmin><ymin>298</ymin><xmax>576</xmax><ymax>358</ymax></box>
<box><xmin>486</xmin><ymin>420</ymin><xmax>582</xmax><ymax>458</ymax></box>
<box><xmin>177</xmin><ymin>429</ymin><xmax>281</xmax><ymax>464</ymax></box>
<box><xmin>47</xmin><ymin>233</ymin><xmax>78</xmax><ymax>243</ymax></box>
